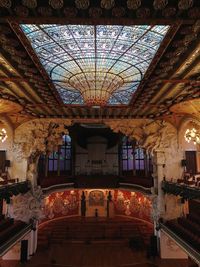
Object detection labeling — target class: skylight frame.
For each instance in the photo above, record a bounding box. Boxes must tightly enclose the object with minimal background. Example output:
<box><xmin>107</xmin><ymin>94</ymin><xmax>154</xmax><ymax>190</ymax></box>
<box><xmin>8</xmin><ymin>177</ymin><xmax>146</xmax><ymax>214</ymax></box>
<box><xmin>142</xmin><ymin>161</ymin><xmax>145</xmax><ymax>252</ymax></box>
<box><xmin>20</xmin><ymin>24</ymin><xmax>170</xmax><ymax>106</ymax></box>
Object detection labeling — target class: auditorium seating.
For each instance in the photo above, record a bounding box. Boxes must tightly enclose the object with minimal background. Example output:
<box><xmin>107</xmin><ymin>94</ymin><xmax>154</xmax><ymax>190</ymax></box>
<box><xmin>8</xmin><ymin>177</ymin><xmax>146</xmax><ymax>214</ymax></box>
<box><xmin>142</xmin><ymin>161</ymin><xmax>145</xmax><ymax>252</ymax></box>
<box><xmin>165</xmin><ymin>212</ymin><xmax>200</xmax><ymax>252</ymax></box>
<box><xmin>38</xmin><ymin>217</ymin><xmax>153</xmax><ymax>250</ymax></box>
<box><xmin>0</xmin><ymin>217</ymin><xmax>27</xmax><ymax>247</ymax></box>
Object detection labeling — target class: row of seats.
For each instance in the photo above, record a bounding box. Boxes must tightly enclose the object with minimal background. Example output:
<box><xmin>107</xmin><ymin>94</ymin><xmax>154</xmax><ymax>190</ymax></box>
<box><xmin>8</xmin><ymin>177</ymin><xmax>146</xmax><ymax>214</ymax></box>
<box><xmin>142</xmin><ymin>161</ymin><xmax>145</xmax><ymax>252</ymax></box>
<box><xmin>177</xmin><ymin>217</ymin><xmax>200</xmax><ymax>236</ymax></box>
<box><xmin>187</xmin><ymin>213</ymin><xmax>200</xmax><ymax>225</ymax></box>
<box><xmin>166</xmin><ymin>220</ymin><xmax>200</xmax><ymax>251</ymax></box>
<box><xmin>0</xmin><ymin>218</ymin><xmax>14</xmax><ymax>232</ymax></box>
<box><xmin>0</xmin><ymin>220</ymin><xmax>27</xmax><ymax>246</ymax></box>
<box><xmin>38</xmin><ymin>217</ymin><xmax>153</xmax><ymax>250</ymax></box>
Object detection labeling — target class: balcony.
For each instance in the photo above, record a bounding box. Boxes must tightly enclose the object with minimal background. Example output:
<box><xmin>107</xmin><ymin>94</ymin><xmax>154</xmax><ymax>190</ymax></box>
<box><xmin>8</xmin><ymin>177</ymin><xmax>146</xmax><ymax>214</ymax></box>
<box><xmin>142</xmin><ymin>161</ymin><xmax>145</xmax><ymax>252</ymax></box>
<box><xmin>162</xmin><ymin>181</ymin><xmax>200</xmax><ymax>200</ymax></box>
<box><xmin>0</xmin><ymin>181</ymin><xmax>30</xmax><ymax>203</ymax></box>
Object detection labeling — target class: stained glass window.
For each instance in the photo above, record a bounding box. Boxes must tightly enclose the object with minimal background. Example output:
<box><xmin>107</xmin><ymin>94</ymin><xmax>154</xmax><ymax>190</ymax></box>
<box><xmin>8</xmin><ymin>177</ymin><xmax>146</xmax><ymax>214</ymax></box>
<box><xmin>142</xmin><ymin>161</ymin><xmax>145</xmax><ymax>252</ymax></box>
<box><xmin>38</xmin><ymin>135</ymin><xmax>72</xmax><ymax>177</ymax></box>
<box><xmin>121</xmin><ymin>136</ymin><xmax>152</xmax><ymax>176</ymax></box>
<box><xmin>21</xmin><ymin>24</ymin><xmax>169</xmax><ymax>105</ymax></box>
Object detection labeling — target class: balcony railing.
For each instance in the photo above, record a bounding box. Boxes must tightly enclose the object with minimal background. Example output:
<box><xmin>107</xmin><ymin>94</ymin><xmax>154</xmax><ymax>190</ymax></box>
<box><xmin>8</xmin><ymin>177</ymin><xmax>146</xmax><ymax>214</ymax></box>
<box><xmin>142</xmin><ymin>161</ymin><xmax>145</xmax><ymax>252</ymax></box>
<box><xmin>160</xmin><ymin>222</ymin><xmax>200</xmax><ymax>265</ymax></box>
<box><xmin>162</xmin><ymin>181</ymin><xmax>200</xmax><ymax>199</ymax></box>
<box><xmin>0</xmin><ymin>181</ymin><xmax>30</xmax><ymax>203</ymax></box>
<box><xmin>0</xmin><ymin>222</ymin><xmax>32</xmax><ymax>256</ymax></box>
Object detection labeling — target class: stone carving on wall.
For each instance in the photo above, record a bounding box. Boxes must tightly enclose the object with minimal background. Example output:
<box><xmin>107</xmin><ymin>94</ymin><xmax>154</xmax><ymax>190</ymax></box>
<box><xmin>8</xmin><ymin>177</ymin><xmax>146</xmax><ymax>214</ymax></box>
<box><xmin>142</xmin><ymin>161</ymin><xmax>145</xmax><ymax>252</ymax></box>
<box><xmin>8</xmin><ymin>186</ymin><xmax>44</xmax><ymax>223</ymax></box>
<box><xmin>13</xmin><ymin>118</ymin><xmax>72</xmax><ymax>187</ymax></box>
<box><xmin>106</xmin><ymin>119</ymin><xmax>177</xmax><ymax>154</ymax></box>
<box><xmin>106</xmin><ymin>118</ymin><xmax>183</xmax><ymax>181</ymax></box>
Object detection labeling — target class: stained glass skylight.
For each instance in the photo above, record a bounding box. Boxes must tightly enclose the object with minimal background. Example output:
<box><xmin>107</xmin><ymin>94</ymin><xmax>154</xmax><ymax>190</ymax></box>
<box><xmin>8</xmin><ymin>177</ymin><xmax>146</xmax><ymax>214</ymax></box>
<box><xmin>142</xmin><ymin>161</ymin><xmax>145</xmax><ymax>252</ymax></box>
<box><xmin>21</xmin><ymin>24</ymin><xmax>169</xmax><ymax>106</ymax></box>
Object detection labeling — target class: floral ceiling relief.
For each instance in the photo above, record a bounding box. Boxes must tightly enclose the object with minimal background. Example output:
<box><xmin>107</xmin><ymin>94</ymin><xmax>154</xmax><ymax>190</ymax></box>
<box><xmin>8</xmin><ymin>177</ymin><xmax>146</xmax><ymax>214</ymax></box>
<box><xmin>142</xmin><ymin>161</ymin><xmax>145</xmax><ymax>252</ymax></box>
<box><xmin>114</xmin><ymin>190</ymin><xmax>152</xmax><ymax>222</ymax></box>
<box><xmin>42</xmin><ymin>190</ymin><xmax>79</xmax><ymax>221</ymax></box>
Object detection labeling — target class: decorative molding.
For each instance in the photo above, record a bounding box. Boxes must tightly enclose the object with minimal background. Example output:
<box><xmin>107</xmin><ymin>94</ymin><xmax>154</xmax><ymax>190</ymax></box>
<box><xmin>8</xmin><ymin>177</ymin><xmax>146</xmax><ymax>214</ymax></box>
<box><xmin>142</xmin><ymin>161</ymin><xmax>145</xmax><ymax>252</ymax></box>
<box><xmin>13</xmin><ymin>118</ymin><xmax>72</xmax><ymax>187</ymax></box>
<box><xmin>105</xmin><ymin>119</ymin><xmax>177</xmax><ymax>154</ymax></box>
<box><xmin>8</xmin><ymin>186</ymin><xmax>44</xmax><ymax>223</ymax></box>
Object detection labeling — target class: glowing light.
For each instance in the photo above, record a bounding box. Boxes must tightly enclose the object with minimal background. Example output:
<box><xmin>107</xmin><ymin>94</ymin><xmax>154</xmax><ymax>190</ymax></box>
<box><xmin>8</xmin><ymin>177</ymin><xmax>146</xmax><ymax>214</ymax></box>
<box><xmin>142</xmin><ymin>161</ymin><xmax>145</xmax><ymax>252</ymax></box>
<box><xmin>0</xmin><ymin>128</ymin><xmax>7</xmax><ymax>143</ymax></box>
<box><xmin>21</xmin><ymin>24</ymin><xmax>169</xmax><ymax>105</ymax></box>
<box><xmin>184</xmin><ymin>128</ymin><xmax>200</xmax><ymax>145</ymax></box>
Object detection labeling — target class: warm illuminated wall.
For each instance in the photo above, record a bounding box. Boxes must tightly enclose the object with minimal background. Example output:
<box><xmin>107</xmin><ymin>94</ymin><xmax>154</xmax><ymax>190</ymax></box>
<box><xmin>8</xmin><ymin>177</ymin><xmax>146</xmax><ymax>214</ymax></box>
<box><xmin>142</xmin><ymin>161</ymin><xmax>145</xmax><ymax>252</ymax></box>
<box><xmin>113</xmin><ymin>190</ymin><xmax>152</xmax><ymax>222</ymax></box>
<box><xmin>43</xmin><ymin>190</ymin><xmax>79</xmax><ymax>220</ymax></box>
<box><xmin>42</xmin><ymin>189</ymin><xmax>152</xmax><ymax>224</ymax></box>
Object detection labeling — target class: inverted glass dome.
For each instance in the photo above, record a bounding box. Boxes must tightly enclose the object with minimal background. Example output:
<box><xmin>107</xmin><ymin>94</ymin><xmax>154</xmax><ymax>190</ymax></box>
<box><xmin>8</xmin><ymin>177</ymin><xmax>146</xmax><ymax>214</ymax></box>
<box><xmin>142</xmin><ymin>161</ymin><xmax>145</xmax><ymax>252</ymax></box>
<box><xmin>21</xmin><ymin>24</ymin><xmax>169</xmax><ymax>105</ymax></box>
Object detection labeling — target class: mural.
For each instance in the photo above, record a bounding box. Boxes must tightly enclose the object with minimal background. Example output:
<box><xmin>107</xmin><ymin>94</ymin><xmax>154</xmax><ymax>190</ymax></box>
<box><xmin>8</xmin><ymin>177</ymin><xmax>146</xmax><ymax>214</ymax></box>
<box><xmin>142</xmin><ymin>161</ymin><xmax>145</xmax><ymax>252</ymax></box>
<box><xmin>43</xmin><ymin>190</ymin><xmax>79</xmax><ymax>220</ymax></box>
<box><xmin>114</xmin><ymin>190</ymin><xmax>152</xmax><ymax>222</ymax></box>
<box><xmin>41</xmin><ymin>189</ymin><xmax>152</xmax><ymax>223</ymax></box>
<box><xmin>88</xmin><ymin>190</ymin><xmax>104</xmax><ymax>206</ymax></box>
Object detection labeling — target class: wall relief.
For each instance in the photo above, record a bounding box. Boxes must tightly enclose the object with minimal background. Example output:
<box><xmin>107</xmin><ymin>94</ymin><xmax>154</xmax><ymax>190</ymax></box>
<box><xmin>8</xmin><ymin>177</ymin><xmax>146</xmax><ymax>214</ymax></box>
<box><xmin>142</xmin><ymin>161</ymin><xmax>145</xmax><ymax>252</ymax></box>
<box><xmin>8</xmin><ymin>186</ymin><xmax>44</xmax><ymax>223</ymax></box>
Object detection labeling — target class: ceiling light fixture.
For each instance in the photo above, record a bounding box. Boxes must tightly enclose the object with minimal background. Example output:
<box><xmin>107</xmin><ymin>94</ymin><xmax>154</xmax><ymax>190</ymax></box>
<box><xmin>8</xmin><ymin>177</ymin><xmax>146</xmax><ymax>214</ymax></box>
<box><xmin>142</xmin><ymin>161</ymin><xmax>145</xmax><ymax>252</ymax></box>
<box><xmin>184</xmin><ymin>128</ymin><xmax>200</xmax><ymax>145</ymax></box>
<box><xmin>0</xmin><ymin>128</ymin><xmax>7</xmax><ymax>143</ymax></box>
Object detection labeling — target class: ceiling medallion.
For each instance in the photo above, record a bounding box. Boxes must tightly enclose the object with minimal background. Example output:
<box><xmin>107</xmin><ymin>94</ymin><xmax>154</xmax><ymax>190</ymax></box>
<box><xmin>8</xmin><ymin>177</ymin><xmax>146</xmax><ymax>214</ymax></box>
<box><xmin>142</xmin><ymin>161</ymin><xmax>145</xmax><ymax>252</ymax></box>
<box><xmin>101</xmin><ymin>0</ymin><xmax>115</xmax><ymax>10</ymax></box>
<box><xmin>89</xmin><ymin>7</ymin><xmax>102</xmax><ymax>18</ymax></box>
<box><xmin>63</xmin><ymin>7</ymin><xmax>78</xmax><ymax>17</ymax></box>
<box><xmin>22</xmin><ymin>0</ymin><xmax>37</xmax><ymax>9</ymax></box>
<box><xmin>112</xmin><ymin>7</ymin><xmax>125</xmax><ymax>17</ymax></box>
<box><xmin>162</xmin><ymin>7</ymin><xmax>176</xmax><ymax>17</ymax></box>
<box><xmin>14</xmin><ymin>5</ymin><xmax>29</xmax><ymax>17</ymax></box>
<box><xmin>153</xmin><ymin>0</ymin><xmax>168</xmax><ymax>10</ymax></box>
<box><xmin>37</xmin><ymin>6</ymin><xmax>52</xmax><ymax>16</ymax></box>
<box><xmin>178</xmin><ymin>0</ymin><xmax>193</xmax><ymax>10</ymax></box>
<box><xmin>127</xmin><ymin>0</ymin><xmax>141</xmax><ymax>10</ymax></box>
<box><xmin>49</xmin><ymin>0</ymin><xmax>63</xmax><ymax>9</ymax></box>
<box><xmin>136</xmin><ymin>7</ymin><xmax>151</xmax><ymax>18</ymax></box>
<box><xmin>75</xmin><ymin>0</ymin><xmax>90</xmax><ymax>10</ymax></box>
<box><xmin>0</xmin><ymin>0</ymin><xmax>11</xmax><ymax>8</ymax></box>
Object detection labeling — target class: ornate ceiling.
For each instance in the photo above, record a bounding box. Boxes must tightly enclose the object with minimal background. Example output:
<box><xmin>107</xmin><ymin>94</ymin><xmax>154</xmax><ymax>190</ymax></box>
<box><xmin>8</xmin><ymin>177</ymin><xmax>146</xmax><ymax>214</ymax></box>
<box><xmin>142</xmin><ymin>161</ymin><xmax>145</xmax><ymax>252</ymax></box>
<box><xmin>0</xmin><ymin>0</ymin><xmax>199</xmax><ymax>127</ymax></box>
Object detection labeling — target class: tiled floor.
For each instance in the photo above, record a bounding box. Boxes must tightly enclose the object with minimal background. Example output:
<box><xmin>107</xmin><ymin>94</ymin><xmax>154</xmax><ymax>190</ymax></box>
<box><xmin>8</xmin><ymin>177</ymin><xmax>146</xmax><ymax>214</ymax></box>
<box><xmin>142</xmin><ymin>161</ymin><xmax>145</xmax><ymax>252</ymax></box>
<box><xmin>0</xmin><ymin>243</ymin><xmax>189</xmax><ymax>267</ymax></box>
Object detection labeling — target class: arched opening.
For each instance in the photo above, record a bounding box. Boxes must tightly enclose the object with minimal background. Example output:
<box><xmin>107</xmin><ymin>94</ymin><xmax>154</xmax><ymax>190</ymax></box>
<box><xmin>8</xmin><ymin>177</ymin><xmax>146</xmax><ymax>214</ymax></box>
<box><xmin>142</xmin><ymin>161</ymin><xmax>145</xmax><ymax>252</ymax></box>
<box><xmin>38</xmin><ymin>134</ymin><xmax>72</xmax><ymax>186</ymax></box>
<box><xmin>121</xmin><ymin>136</ymin><xmax>153</xmax><ymax>178</ymax></box>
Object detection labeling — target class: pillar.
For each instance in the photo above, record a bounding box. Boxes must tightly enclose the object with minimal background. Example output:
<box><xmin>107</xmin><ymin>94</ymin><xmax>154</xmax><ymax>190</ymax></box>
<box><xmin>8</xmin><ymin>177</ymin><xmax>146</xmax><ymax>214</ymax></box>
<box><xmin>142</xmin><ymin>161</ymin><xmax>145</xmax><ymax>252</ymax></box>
<box><xmin>153</xmin><ymin>150</ymin><xmax>166</xmax><ymax>218</ymax></box>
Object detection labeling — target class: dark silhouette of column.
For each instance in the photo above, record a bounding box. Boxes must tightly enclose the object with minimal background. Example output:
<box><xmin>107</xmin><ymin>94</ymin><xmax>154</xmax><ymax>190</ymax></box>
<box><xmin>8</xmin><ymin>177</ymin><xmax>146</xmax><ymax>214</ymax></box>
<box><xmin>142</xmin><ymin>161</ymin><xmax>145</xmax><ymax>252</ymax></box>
<box><xmin>107</xmin><ymin>191</ymin><xmax>112</xmax><ymax>218</ymax></box>
<box><xmin>81</xmin><ymin>191</ymin><xmax>86</xmax><ymax>217</ymax></box>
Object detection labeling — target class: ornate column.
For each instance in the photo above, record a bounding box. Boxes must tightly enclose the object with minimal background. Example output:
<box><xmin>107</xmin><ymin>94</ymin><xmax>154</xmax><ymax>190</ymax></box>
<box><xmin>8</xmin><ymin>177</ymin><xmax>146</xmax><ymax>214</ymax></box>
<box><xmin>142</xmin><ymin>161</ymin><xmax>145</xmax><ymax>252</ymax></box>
<box><xmin>152</xmin><ymin>150</ymin><xmax>166</xmax><ymax>225</ymax></box>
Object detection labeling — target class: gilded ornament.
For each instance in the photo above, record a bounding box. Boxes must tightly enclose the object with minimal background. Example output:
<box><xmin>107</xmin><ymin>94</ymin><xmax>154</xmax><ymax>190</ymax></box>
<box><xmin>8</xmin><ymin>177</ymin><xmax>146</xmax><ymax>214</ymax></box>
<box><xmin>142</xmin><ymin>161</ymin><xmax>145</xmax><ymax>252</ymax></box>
<box><xmin>153</xmin><ymin>0</ymin><xmax>168</xmax><ymax>10</ymax></box>
<box><xmin>3</xmin><ymin>45</ymin><xmax>16</xmax><ymax>55</ymax></box>
<box><xmin>49</xmin><ymin>0</ymin><xmax>63</xmax><ymax>9</ymax></box>
<box><xmin>12</xmin><ymin>56</ymin><xmax>22</xmax><ymax>64</ymax></box>
<box><xmin>172</xmin><ymin>40</ymin><xmax>185</xmax><ymax>48</ymax></box>
<box><xmin>22</xmin><ymin>0</ymin><xmax>37</xmax><ymax>9</ymax></box>
<box><xmin>188</xmin><ymin>8</ymin><xmax>200</xmax><ymax>19</ymax></box>
<box><xmin>0</xmin><ymin>0</ymin><xmax>11</xmax><ymax>8</ymax></box>
<box><xmin>184</xmin><ymin>33</ymin><xmax>197</xmax><ymax>44</ymax></box>
<box><xmin>162</xmin><ymin>7</ymin><xmax>176</xmax><ymax>17</ymax></box>
<box><xmin>0</xmin><ymin>25</ymin><xmax>12</xmax><ymax>33</ymax></box>
<box><xmin>178</xmin><ymin>0</ymin><xmax>193</xmax><ymax>10</ymax></box>
<box><xmin>136</xmin><ymin>7</ymin><xmax>150</xmax><ymax>18</ymax></box>
<box><xmin>89</xmin><ymin>7</ymin><xmax>102</xmax><ymax>18</ymax></box>
<box><xmin>63</xmin><ymin>7</ymin><xmax>78</xmax><ymax>17</ymax></box>
<box><xmin>75</xmin><ymin>0</ymin><xmax>90</xmax><ymax>10</ymax></box>
<box><xmin>14</xmin><ymin>5</ymin><xmax>29</xmax><ymax>16</ymax></box>
<box><xmin>180</xmin><ymin>26</ymin><xmax>192</xmax><ymax>35</ymax></box>
<box><xmin>101</xmin><ymin>0</ymin><xmax>115</xmax><ymax>10</ymax></box>
<box><xmin>37</xmin><ymin>6</ymin><xmax>52</xmax><ymax>16</ymax></box>
<box><xmin>112</xmin><ymin>6</ymin><xmax>125</xmax><ymax>17</ymax></box>
<box><xmin>127</xmin><ymin>0</ymin><xmax>141</xmax><ymax>10</ymax></box>
<box><xmin>0</xmin><ymin>33</ymin><xmax>7</xmax><ymax>43</ymax></box>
